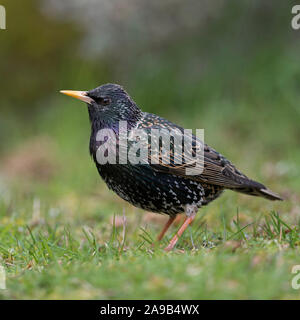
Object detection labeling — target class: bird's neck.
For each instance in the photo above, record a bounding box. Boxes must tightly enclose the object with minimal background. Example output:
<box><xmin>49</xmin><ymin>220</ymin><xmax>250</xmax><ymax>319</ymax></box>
<box><xmin>88</xmin><ymin>110</ymin><xmax>143</xmax><ymax>158</ymax></box>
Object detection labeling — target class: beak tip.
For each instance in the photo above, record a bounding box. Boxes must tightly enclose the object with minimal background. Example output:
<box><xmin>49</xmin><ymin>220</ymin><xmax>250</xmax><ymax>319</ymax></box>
<box><xmin>60</xmin><ymin>90</ymin><xmax>71</xmax><ymax>96</ymax></box>
<box><xmin>59</xmin><ymin>89</ymin><xmax>93</xmax><ymax>104</ymax></box>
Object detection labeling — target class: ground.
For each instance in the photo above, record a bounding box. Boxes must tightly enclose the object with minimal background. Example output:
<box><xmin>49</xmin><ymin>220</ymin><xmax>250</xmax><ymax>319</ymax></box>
<box><xmin>0</xmin><ymin>187</ymin><xmax>298</xmax><ymax>299</ymax></box>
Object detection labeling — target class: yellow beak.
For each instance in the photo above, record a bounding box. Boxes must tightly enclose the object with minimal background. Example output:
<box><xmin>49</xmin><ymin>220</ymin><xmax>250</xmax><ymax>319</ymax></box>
<box><xmin>60</xmin><ymin>90</ymin><xmax>94</xmax><ymax>104</ymax></box>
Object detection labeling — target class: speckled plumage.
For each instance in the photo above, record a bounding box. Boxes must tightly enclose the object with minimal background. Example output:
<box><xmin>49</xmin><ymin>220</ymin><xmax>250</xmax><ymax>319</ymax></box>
<box><xmin>61</xmin><ymin>83</ymin><xmax>283</xmax><ymax>250</ymax></box>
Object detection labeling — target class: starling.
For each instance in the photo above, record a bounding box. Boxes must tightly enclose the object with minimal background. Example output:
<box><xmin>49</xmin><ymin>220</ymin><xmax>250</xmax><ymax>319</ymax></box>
<box><xmin>60</xmin><ymin>84</ymin><xmax>283</xmax><ymax>251</ymax></box>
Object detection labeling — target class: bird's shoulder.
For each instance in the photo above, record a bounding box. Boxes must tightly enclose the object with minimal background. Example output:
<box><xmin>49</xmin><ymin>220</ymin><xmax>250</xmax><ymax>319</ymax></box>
<box><xmin>137</xmin><ymin>112</ymin><xmax>181</xmax><ymax>131</ymax></box>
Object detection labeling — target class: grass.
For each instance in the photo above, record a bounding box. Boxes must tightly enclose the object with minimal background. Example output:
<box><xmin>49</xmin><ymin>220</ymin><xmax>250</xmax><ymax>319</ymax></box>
<box><xmin>0</xmin><ymin>180</ymin><xmax>299</xmax><ymax>299</ymax></box>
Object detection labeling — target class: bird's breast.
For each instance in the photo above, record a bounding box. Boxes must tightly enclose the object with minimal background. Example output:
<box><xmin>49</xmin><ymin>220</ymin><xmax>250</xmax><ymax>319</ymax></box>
<box><xmin>94</xmin><ymin>162</ymin><xmax>206</xmax><ymax>215</ymax></box>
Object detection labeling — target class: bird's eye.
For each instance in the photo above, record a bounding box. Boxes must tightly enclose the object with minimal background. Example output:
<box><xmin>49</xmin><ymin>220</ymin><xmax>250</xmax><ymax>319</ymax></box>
<box><xmin>93</xmin><ymin>96</ymin><xmax>111</xmax><ymax>106</ymax></box>
<box><xmin>101</xmin><ymin>97</ymin><xmax>111</xmax><ymax>106</ymax></box>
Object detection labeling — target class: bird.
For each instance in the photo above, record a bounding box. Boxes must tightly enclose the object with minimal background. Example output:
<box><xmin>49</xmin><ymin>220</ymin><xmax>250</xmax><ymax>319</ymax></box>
<box><xmin>60</xmin><ymin>83</ymin><xmax>283</xmax><ymax>251</ymax></box>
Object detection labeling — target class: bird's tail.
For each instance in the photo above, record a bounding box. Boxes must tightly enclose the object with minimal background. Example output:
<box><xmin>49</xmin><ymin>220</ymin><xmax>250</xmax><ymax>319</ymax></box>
<box><xmin>257</xmin><ymin>188</ymin><xmax>284</xmax><ymax>201</ymax></box>
<box><xmin>233</xmin><ymin>179</ymin><xmax>284</xmax><ymax>201</ymax></box>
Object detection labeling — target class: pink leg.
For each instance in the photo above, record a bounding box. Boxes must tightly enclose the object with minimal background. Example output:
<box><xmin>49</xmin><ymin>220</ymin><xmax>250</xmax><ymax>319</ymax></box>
<box><xmin>157</xmin><ymin>216</ymin><xmax>176</xmax><ymax>241</ymax></box>
<box><xmin>164</xmin><ymin>205</ymin><xmax>198</xmax><ymax>251</ymax></box>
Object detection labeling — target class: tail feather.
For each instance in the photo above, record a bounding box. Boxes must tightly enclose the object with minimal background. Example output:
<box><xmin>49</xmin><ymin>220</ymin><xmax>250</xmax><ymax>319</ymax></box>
<box><xmin>258</xmin><ymin>188</ymin><xmax>284</xmax><ymax>201</ymax></box>
<box><xmin>233</xmin><ymin>178</ymin><xmax>283</xmax><ymax>201</ymax></box>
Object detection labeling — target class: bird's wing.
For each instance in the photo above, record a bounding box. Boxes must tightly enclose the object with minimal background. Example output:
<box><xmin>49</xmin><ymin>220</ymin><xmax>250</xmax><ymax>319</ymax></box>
<box><xmin>137</xmin><ymin>113</ymin><xmax>254</xmax><ymax>189</ymax></box>
<box><xmin>150</xmin><ymin>140</ymin><xmax>250</xmax><ymax>188</ymax></box>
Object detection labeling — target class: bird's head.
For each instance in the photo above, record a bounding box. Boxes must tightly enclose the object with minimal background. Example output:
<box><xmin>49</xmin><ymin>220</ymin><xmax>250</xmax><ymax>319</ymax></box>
<box><xmin>60</xmin><ymin>84</ymin><xmax>142</xmax><ymax>131</ymax></box>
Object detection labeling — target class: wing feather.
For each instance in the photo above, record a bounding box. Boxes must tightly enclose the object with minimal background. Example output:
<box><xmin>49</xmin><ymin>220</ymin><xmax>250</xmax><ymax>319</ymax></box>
<box><xmin>137</xmin><ymin>113</ymin><xmax>254</xmax><ymax>189</ymax></box>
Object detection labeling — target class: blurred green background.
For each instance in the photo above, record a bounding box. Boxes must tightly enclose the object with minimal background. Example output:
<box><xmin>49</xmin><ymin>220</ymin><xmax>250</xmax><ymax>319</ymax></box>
<box><xmin>1</xmin><ymin>0</ymin><xmax>299</xmax><ymax>200</ymax></box>
<box><xmin>0</xmin><ymin>0</ymin><xmax>299</xmax><ymax>299</ymax></box>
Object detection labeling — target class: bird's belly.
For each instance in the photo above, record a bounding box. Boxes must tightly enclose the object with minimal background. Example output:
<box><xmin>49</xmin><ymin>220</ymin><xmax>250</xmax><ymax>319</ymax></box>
<box><xmin>96</xmin><ymin>164</ymin><xmax>206</xmax><ymax>215</ymax></box>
